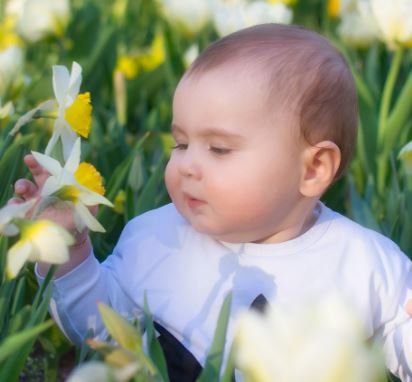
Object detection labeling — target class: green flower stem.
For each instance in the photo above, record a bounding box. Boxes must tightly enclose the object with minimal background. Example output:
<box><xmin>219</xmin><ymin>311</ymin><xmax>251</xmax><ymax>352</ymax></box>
<box><xmin>385</xmin><ymin>68</ymin><xmax>412</xmax><ymax>146</ymax></box>
<box><xmin>0</xmin><ymin>134</ymin><xmax>13</xmax><ymax>161</ymax></box>
<box><xmin>378</xmin><ymin>48</ymin><xmax>403</xmax><ymax>148</ymax></box>
<box><xmin>377</xmin><ymin>48</ymin><xmax>404</xmax><ymax>194</ymax></box>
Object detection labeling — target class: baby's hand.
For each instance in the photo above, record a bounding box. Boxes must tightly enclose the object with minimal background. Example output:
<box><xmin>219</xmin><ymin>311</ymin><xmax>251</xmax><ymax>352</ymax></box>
<box><xmin>9</xmin><ymin>154</ymin><xmax>86</xmax><ymax>242</ymax></box>
<box><xmin>9</xmin><ymin>154</ymin><xmax>93</xmax><ymax>277</ymax></box>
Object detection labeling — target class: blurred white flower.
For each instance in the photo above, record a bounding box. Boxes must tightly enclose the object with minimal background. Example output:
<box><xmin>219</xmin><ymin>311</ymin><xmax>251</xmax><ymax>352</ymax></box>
<box><xmin>32</xmin><ymin>139</ymin><xmax>113</xmax><ymax>233</ymax></box>
<box><xmin>234</xmin><ymin>295</ymin><xmax>385</xmax><ymax>382</ymax></box>
<box><xmin>337</xmin><ymin>9</ymin><xmax>379</xmax><ymax>48</ymax></box>
<box><xmin>183</xmin><ymin>44</ymin><xmax>199</xmax><ymax>68</ymax></box>
<box><xmin>212</xmin><ymin>0</ymin><xmax>292</xmax><ymax>37</ymax></box>
<box><xmin>67</xmin><ymin>361</ymin><xmax>139</xmax><ymax>382</ymax></box>
<box><xmin>6</xmin><ymin>219</ymin><xmax>73</xmax><ymax>279</ymax></box>
<box><xmin>7</xmin><ymin>0</ymin><xmax>70</xmax><ymax>43</ymax></box>
<box><xmin>360</xmin><ymin>0</ymin><xmax>412</xmax><ymax>49</ymax></box>
<box><xmin>45</xmin><ymin>61</ymin><xmax>92</xmax><ymax>160</ymax></box>
<box><xmin>0</xmin><ymin>45</ymin><xmax>24</xmax><ymax>99</ymax></box>
<box><xmin>398</xmin><ymin>141</ymin><xmax>412</xmax><ymax>175</ymax></box>
<box><xmin>158</xmin><ymin>0</ymin><xmax>212</xmax><ymax>35</ymax></box>
<box><xmin>0</xmin><ymin>199</ymin><xmax>35</xmax><ymax>236</ymax></box>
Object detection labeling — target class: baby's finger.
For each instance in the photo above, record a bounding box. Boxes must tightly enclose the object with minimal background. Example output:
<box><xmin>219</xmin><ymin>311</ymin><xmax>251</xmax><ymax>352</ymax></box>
<box><xmin>24</xmin><ymin>154</ymin><xmax>50</xmax><ymax>188</ymax></box>
<box><xmin>7</xmin><ymin>197</ymin><xmax>25</xmax><ymax>205</ymax></box>
<box><xmin>14</xmin><ymin>178</ymin><xmax>38</xmax><ymax>199</ymax></box>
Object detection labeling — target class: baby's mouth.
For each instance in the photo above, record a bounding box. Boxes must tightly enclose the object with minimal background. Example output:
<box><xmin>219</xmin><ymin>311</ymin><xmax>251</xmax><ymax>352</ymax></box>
<box><xmin>183</xmin><ymin>192</ymin><xmax>206</xmax><ymax>208</ymax></box>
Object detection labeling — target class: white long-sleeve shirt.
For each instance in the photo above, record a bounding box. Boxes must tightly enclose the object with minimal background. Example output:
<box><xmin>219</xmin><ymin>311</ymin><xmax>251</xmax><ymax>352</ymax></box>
<box><xmin>37</xmin><ymin>202</ymin><xmax>412</xmax><ymax>380</ymax></box>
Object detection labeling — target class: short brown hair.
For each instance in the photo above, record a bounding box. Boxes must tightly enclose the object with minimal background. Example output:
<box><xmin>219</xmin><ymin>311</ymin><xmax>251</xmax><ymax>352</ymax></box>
<box><xmin>186</xmin><ymin>23</ymin><xmax>358</xmax><ymax>179</ymax></box>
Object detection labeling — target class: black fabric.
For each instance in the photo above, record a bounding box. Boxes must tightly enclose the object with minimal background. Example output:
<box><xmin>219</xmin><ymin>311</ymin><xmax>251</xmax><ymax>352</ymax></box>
<box><xmin>154</xmin><ymin>322</ymin><xmax>202</xmax><ymax>382</ymax></box>
<box><xmin>152</xmin><ymin>294</ymin><xmax>268</xmax><ymax>382</ymax></box>
<box><xmin>249</xmin><ymin>293</ymin><xmax>269</xmax><ymax>313</ymax></box>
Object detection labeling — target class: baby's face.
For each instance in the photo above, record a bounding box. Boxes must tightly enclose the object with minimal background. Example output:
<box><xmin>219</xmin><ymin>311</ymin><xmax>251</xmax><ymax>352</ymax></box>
<box><xmin>165</xmin><ymin>66</ymin><xmax>306</xmax><ymax>243</ymax></box>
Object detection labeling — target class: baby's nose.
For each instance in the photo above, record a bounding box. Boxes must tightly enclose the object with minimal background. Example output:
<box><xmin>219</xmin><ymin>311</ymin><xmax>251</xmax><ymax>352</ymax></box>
<box><xmin>178</xmin><ymin>150</ymin><xmax>202</xmax><ymax>179</ymax></box>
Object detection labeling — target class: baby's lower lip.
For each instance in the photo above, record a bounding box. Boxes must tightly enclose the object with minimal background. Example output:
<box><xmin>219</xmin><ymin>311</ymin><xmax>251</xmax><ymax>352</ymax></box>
<box><xmin>185</xmin><ymin>195</ymin><xmax>206</xmax><ymax>208</ymax></box>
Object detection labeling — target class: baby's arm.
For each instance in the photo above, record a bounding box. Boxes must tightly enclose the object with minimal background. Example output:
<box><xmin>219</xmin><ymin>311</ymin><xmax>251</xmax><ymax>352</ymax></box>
<box><xmin>10</xmin><ymin>155</ymin><xmax>135</xmax><ymax>345</ymax></box>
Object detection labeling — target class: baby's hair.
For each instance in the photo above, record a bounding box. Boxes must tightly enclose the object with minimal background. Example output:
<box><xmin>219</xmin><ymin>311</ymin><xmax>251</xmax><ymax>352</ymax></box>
<box><xmin>186</xmin><ymin>24</ymin><xmax>358</xmax><ymax>179</ymax></box>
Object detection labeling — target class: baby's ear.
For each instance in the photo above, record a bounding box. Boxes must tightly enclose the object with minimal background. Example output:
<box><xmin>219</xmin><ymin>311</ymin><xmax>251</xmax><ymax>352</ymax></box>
<box><xmin>299</xmin><ymin>141</ymin><xmax>341</xmax><ymax>198</ymax></box>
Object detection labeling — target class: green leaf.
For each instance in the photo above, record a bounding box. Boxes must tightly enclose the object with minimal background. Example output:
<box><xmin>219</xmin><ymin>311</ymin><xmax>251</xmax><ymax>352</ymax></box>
<box><xmin>0</xmin><ymin>320</ymin><xmax>53</xmax><ymax>363</ymax></box>
<box><xmin>349</xmin><ymin>177</ymin><xmax>381</xmax><ymax>233</ymax></box>
<box><xmin>97</xmin><ymin>303</ymin><xmax>142</xmax><ymax>353</ymax></box>
<box><xmin>143</xmin><ymin>294</ymin><xmax>169</xmax><ymax>382</ymax></box>
<box><xmin>136</xmin><ymin>155</ymin><xmax>166</xmax><ymax>215</ymax></box>
<box><xmin>197</xmin><ymin>293</ymin><xmax>232</xmax><ymax>382</ymax></box>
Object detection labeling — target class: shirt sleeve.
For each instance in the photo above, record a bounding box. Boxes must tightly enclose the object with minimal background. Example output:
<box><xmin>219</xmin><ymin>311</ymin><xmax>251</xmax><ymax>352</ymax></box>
<box><xmin>35</xmin><ymin>247</ymin><xmax>141</xmax><ymax>346</ymax></box>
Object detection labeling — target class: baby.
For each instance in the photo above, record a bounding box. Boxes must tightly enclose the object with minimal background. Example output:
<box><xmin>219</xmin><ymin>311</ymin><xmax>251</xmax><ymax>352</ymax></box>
<box><xmin>12</xmin><ymin>24</ymin><xmax>412</xmax><ymax>381</ymax></box>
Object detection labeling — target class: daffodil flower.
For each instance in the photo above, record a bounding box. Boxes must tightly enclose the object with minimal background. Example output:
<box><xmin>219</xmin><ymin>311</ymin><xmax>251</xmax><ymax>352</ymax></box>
<box><xmin>32</xmin><ymin>138</ymin><xmax>113</xmax><ymax>233</ymax></box>
<box><xmin>399</xmin><ymin>140</ymin><xmax>412</xmax><ymax>175</ymax></box>
<box><xmin>0</xmin><ymin>199</ymin><xmax>36</xmax><ymax>236</ymax></box>
<box><xmin>6</xmin><ymin>219</ymin><xmax>73</xmax><ymax>279</ymax></box>
<box><xmin>45</xmin><ymin>61</ymin><xmax>92</xmax><ymax>160</ymax></box>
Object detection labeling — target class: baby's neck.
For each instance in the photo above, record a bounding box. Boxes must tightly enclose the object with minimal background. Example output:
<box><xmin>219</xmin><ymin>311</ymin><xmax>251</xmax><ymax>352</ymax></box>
<box><xmin>254</xmin><ymin>201</ymin><xmax>321</xmax><ymax>244</ymax></box>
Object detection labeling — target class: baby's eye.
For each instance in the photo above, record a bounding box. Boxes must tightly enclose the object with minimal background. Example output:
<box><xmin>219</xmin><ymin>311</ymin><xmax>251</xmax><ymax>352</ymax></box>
<box><xmin>172</xmin><ymin>143</ymin><xmax>188</xmax><ymax>150</ymax></box>
<box><xmin>209</xmin><ymin>146</ymin><xmax>231</xmax><ymax>155</ymax></box>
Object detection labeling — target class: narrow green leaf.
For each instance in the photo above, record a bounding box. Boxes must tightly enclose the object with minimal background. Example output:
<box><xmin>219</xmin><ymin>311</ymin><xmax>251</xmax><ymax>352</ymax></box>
<box><xmin>349</xmin><ymin>178</ymin><xmax>381</xmax><ymax>233</ymax></box>
<box><xmin>0</xmin><ymin>320</ymin><xmax>53</xmax><ymax>363</ymax></box>
<box><xmin>136</xmin><ymin>155</ymin><xmax>166</xmax><ymax>215</ymax></box>
<box><xmin>143</xmin><ymin>294</ymin><xmax>169</xmax><ymax>382</ymax></box>
<box><xmin>197</xmin><ymin>293</ymin><xmax>232</xmax><ymax>382</ymax></box>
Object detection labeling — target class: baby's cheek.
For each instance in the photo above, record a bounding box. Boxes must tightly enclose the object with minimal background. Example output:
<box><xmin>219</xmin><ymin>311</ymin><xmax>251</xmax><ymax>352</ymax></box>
<box><xmin>164</xmin><ymin>160</ymin><xmax>178</xmax><ymax>198</ymax></box>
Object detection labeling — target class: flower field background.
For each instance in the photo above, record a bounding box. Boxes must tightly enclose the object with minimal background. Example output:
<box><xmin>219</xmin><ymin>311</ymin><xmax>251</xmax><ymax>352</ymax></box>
<box><xmin>0</xmin><ymin>0</ymin><xmax>411</xmax><ymax>381</ymax></box>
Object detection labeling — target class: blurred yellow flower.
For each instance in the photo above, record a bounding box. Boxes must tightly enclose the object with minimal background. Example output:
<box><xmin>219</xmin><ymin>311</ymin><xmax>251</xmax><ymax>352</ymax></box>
<box><xmin>115</xmin><ymin>33</ymin><xmax>165</xmax><ymax>80</ymax></box>
<box><xmin>116</xmin><ymin>56</ymin><xmax>139</xmax><ymax>80</ymax></box>
<box><xmin>0</xmin><ymin>16</ymin><xmax>23</xmax><ymax>49</ymax></box>
<box><xmin>64</xmin><ymin>92</ymin><xmax>92</xmax><ymax>138</ymax></box>
<box><xmin>6</xmin><ymin>219</ymin><xmax>73</xmax><ymax>279</ymax></box>
<box><xmin>139</xmin><ymin>33</ymin><xmax>165</xmax><ymax>71</ymax></box>
<box><xmin>234</xmin><ymin>295</ymin><xmax>385</xmax><ymax>382</ymax></box>
<box><xmin>398</xmin><ymin>141</ymin><xmax>412</xmax><ymax>175</ymax></box>
<box><xmin>0</xmin><ymin>100</ymin><xmax>15</xmax><ymax>121</ymax></box>
<box><xmin>113</xmin><ymin>190</ymin><xmax>126</xmax><ymax>214</ymax></box>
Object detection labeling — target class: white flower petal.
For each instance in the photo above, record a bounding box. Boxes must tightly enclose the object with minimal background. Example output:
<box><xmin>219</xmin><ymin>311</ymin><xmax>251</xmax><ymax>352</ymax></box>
<box><xmin>41</xmin><ymin>176</ymin><xmax>63</xmax><ymax>197</ymax></box>
<box><xmin>79</xmin><ymin>188</ymin><xmax>113</xmax><ymax>207</ymax></box>
<box><xmin>31</xmin><ymin>151</ymin><xmax>63</xmax><ymax>176</ymax></box>
<box><xmin>6</xmin><ymin>240</ymin><xmax>32</xmax><ymax>279</ymax></box>
<box><xmin>44</xmin><ymin>128</ymin><xmax>61</xmax><ymax>156</ymax></box>
<box><xmin>66</xmin><ymin>61</ymin><xmax>82</xmax><ymax>105</ymax></box>
<box><xmin>0</xmin><ymin>199</ymin><xmax>36</xmax><ymax>233</ymax></box>
<box><xmin>74</xmin><ymin>203</ymin><xmax>106</xmax><ymax>232</ymax></box>
<box><xmin>53</xmin><ymin>64</ymin><xmax>70</xmax><ymax>105</ymax></box>
<box><xmin>64</xmin><ymin>137</ymin><xmax>81</xmax><ymax>173</ymax></box>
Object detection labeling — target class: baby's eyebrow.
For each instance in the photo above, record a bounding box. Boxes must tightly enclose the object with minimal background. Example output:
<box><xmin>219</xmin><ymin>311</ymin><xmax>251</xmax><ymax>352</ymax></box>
<box><xmin>171</xmin><ymin>124</ymin><xmax>245</xmax><ymax>141</ymax></box>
